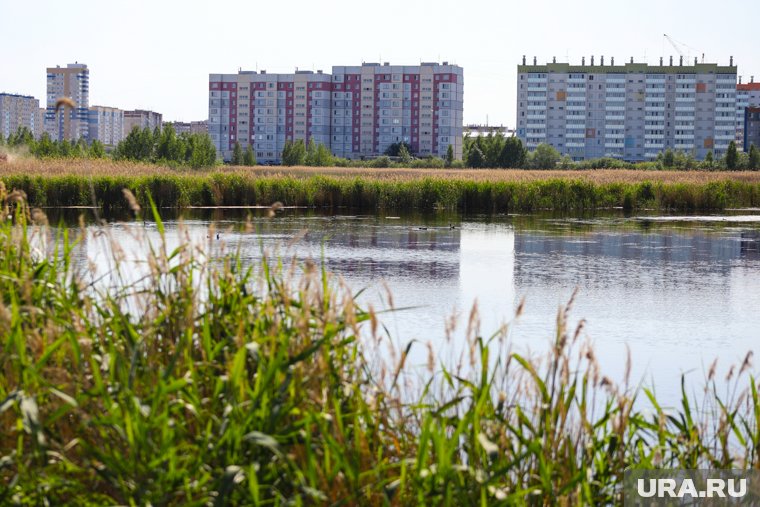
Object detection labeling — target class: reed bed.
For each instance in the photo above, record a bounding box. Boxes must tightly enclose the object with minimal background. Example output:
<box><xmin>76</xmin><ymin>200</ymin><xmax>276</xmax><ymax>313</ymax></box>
<box><xmin>1</xmin><ymin>186</ymin><xmax>760</xmax><ymax>505</ymax></box>
<box><xmin>3</xmin><ymin>159</ymin><xmax>760</xmax><ymax>212</ymax></box>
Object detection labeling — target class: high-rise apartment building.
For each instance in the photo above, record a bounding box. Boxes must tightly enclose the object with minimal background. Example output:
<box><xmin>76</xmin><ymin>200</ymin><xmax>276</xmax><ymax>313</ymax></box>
<box><xmin>45</xmin><ymin>63</ymin><xmax>89</xmax><ymax>141</ymax></box>
<box><xmin>735</xmin><ymin>80</ymin><xmax>760</xmax><ymax>151</ymax></box>
<box><xmin>331</xmin><ymin>62</ymin><xmax>463</xmax><ymax>160</ymax></box>
<box><xmin>209</xmin><ymin>62</ymin><xmax>463</xmax><ymax>163</ymax></box>
<box><xmin>88</xmin><ymin>106</ymin><xmax>124</xmax><ymax>146</ymax></box>
<box><xmin>0</xmin><ymin>93</ymin><xmax>43</xmax><ymax>139</ymax></box>
<box><xmin>516</xmin><ymin>56</ymin><xmax>737</xmax><ymax>161</ymax></box>
<box><xmin>209</xmin><ymin>69</ymin><xmax>332</xmax><ymax>162</ymax></box>
<box><xmin>123</xmin><ymin>110</ymin><xmax>163</xmax><ymax>135</ymax></box>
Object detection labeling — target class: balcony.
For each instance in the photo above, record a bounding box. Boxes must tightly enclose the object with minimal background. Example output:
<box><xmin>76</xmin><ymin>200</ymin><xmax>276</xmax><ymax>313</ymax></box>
<box><xmin>605</xmin><ymin>115</ymin><xmax>625</xmax><ymax>121</ymax></box>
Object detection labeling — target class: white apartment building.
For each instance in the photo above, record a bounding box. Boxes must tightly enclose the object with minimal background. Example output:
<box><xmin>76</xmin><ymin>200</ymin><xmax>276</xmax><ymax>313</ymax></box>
<box><xmin>0</xmin><ymin>93</ymin><xmax>43</xmax><ymax>139</ymax></box>
<box><xmin>209</xmin><ymin>62</ymin><xmax>464</xmax><ymax>163</ymax></box>
<box><xmin>45</xmin><ymin>63</ymin><xmax>89</xmax><ymax>141</ymax></box>
<box><xmin>88</xmin><ymin>106</ymin><xmax>124</xmax><ymax>146</ymax></box>
<box><xmin>516</xmin><ymin>56</ymin><xmax>737</xmax><ymax>161</ymax></box>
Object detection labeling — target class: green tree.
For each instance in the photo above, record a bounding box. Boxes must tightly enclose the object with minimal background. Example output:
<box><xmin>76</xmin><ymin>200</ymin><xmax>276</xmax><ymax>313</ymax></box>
<box><xmin>478</xmin><ymin>133</ymin><xmax>504</xmax><ymax>168</ymax></box>
<box><xmin>397</xmin><ymin>143</ymin><xmax>412</xmax><ymax>165</ymax></box>
<box><xmin>384</xmin><ymin>142</ymin><xmax>412</xmax><ymax>157</ymax></box>
<box><xmin>58</xmin><ymin>139</ymin><xmax>73</xmax><ymax>158</ymax></box>
<box><xmin>33</xmin><ymin>133</ymin><xmax>57</xmax><ymax>158</ymax></box>
<box><xmin>703</xmin><ymin>150</ymin><xmax>714</xmax><ymax>170</ymax></box>
<box><xmin>185</xmin><ymin>133</ymin><xmax>217</xmax><ymax>168</ymax></box>
<box><xmin>445</xmin><ymin>144</ymin><xmax>454</xmax><ymax>167</ymax></box>
<box><xmin>530</xmin><ymin>143</ymin><xmax>561</xmax><ymax>169</ymax></box>
<box><xmin>282</xmin><ymin>140</ymin><xmax>306</xmax><ymax>166</ymax></box>
<box><xmin>243</xmin><ymin>145</ymin><xmax>256</xmax><ymax>166</ymax></box>
<box><xmin>725</xmin><ymin>141</ymin><xmax>738</xmax><ymax>170</ymax></box>
<box><xmin>466</xmin><ymin>145</ymin><xmax>485</xmax><ymax>168</ymax></box>
<box><xmin>89</xmin><ymin>139</ymin><xmax>106</xmax><ymax>159</ymax></box>
<box><xmin>749</xmin><ymin>144</ymin><xmax>760</xmax><ymax>170</ymax></box>
<box><xmin>304</xmin><ymin>138</ymin><xmax>318</xmax><ymax>165</ymax></box>
<box><xmin>312</xmin><ymin>143</ymin><xmax>334</xmax><ymax>167</ymax></box>
<box><xmin>8</xmin><ymin>127</ymin><xmax>34</xmax><ymax>148</ymax></box>
<box><xmin>114</xmin><ymin>127</ymin><xmax>156</xmax><ymax>161</ymax></box>
<box><xmin>155</xmin><ymin>124</ymin><xmax>186</xmax><ymax>163</ymax></box>
<box><xmin>231</xmin><ymin>141</ymin><xmax>243</xmax><ymax>165</ymax></box>
<box><xmin>75</xmin><ymin>138</ymin><xmax>89</xmax><ymax>158</ymax></box>
<box><xmin>661</xmin><ymin>148</ymin><xmax>675</xmax><ymax>168</ymax></box>
<box><xmin>499</xmin><ymin>137</ymin><xmax>526</xmax><ymax>168</ymax></box>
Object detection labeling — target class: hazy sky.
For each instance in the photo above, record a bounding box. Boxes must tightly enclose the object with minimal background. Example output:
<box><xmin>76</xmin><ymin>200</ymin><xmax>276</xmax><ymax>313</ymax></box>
<box><xmin>2</xmin><ymin>0</ymin><xmax>758</xmax><ymax>126</ymax></box>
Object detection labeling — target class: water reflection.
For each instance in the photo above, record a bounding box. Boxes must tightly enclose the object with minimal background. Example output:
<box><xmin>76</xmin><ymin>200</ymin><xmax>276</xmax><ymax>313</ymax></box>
<box><xmin>57</xmin><ymin>208</ymin><xmax>760</xmax><ymax>405</ymax></box>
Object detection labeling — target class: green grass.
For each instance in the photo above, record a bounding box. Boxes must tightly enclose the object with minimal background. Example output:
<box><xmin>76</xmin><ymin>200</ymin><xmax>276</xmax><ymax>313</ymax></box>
<box><xmin>2</xmin><ymin>184</ymin><xmax>760</xmax><ymax>505</ymax></box>
<box><xmin>3</xmin><ymin>172</ymin><xmax>760</xmax><ymax>212</ymax></box>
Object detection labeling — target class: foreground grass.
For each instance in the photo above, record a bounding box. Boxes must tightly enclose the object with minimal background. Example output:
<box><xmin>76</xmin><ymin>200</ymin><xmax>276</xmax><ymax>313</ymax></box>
<box><xmin>3</xmin><ymin>159</ymin><xmax>760</xmax><ymax>211</ymax></box>
<box><xmin>1</xmin><ymin>185</ymin><xmax>760</xmax><ymax>505</ymax></box>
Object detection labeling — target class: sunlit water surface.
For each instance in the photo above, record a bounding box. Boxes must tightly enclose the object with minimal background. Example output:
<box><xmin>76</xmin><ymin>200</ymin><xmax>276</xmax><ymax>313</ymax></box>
<box><xmin>55</xmin><ymin>208</ymin><xmax>760</xmax><ymax>405</ymax></box>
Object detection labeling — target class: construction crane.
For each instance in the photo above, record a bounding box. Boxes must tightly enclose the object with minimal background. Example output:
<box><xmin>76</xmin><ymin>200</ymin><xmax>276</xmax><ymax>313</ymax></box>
<box><xmin>663</xmin><ymin>34</ymin><xmax>704</xmax><ymax>63</ymax></box>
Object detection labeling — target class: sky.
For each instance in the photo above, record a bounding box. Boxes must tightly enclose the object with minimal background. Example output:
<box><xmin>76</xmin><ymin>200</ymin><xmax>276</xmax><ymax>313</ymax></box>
<box><xmin>2</xmin><ymin>0</ymin><xmax>759</xmax><ymax>126</ymax></box>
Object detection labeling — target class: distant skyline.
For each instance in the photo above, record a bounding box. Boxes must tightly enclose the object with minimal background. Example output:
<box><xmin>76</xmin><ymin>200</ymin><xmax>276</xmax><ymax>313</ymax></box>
<box><xmin>2</xmin><ymin>0</ymin><xmax>759</xmax><ymax>126</ymax></box>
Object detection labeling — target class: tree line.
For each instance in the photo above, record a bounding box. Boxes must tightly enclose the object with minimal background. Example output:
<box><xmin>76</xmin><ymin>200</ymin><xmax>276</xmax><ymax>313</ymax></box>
<box><xmin>1</xmin><ymin>127</ymin><xmax>107</xmax><ymax>159</ymax></box>
<box><xmin>462</xmin><ymin>134</ymin><xmax>760</xmax><ymax>171</ymax></box>
<box><xmin>0</xmin><ymin>125</ymin><xmax>217</xmax><ymax>169</ymax></box>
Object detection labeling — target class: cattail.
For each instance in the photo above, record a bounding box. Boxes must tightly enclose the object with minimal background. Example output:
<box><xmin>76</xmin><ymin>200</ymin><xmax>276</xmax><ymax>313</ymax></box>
<box><xmin>31</xmin><ymin>208</ymin><xmax>48</xmax><ymax>226</ymax></box>
<box><xmin>121</xmin><ymin>188</ymin><xmax>141</xmax><ymax>216</ymax></box>
<box><xmin>7</xmin><ymin>189</ymin><xmax>26</xmax><ymax>203</ymax></box>
<box><xmin>707</xmin><ymin>358</ymin><xmax>718</xmax><ymax>382</ymax></box>
<box><xmin>739</xmin><ymin>351</ymin><xmax>754</xmax><ymax>376</ymax></box>
<box><xmin>267</xmin><ymin>201</ymin><xmax>284</xmax><ymax>218</ymax></box>
<box><xmin>54</xmin><ymin>97</ymin><xmax>76</xmax><ymax>112</ymax></box>
<box><xmin>515</xmin><ymin>297</ymin><xmax>525</xmax><ymax>318</ymax></box>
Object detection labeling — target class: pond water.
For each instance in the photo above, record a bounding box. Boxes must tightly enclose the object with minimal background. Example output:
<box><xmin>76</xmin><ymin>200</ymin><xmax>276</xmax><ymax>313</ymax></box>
<box><xmin>54</xmin><ymin>208</ymin><xmax>760</xmax><ymax>405</ymax></box>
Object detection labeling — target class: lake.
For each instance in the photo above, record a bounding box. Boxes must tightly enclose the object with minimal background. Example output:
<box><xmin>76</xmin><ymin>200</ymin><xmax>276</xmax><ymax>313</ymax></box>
<box><xmin>57</xmin><ymin>208</ymin><xmax>760</xmax><ymax>405</ymax></box>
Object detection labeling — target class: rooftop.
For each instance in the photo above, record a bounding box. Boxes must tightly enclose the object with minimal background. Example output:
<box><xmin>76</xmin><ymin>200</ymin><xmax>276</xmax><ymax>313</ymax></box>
<box><xmin>518</xmin><ymin>56</ymin><xmax>736</xmax><ymax>74</ymax></box>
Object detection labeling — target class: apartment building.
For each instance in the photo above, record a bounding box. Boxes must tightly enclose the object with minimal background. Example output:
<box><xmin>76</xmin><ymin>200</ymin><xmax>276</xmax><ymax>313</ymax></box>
<box><xmin>168</xmin><ymin>120</ymin><xmax>208</xmax><ymax>136</ymax></box>
<box><xmin>0</xmin><ymin>93</ymin><xmax>43</xmax><ymax>139</ymax></box>
<box><xmin>744</xmin><ymin>107</ymin><xmax>760</xmax><ymax>151</ymax></box>
<box><xmin>123</xmin><ymin>110</ymin><xmax>162</xmax><ymax>135</ymax></box>
<box><xmin>45</xmin><ymin>63</ymin><xmax>89</xmax><ymax>141</ymax></box>
<box><xmin>209</xmin><ymin>62</ymin><xmax>464</xmax><ymax>163</ymax></box>
<box><xmin>169</xmin><ymin>121</ymin><xmax>192</xmax><ymax>135</ymax></box>
<box><xmin>516</xmin><ymin>56</ymin><xmax>737</xmax><ymax>161</ymax></box>
<box><xmin>209</xmin><ymin>69</ymin><xmax>332</xmax><ymax>162</ymax></box>
<box><xmin>88</xmin><ymin>106</ymin><xmax>124</xmax><ymax>146</ymax></box>
<box><xmin>330</xmin><ymin>62</ymin><xmax>463</xmax><ymax>160</ymax></box>
<box><xmin>190</xmin><ymin>120</ymin><xmax>208</xmax><ymax>134</ymax></box>
<box><xmin>735</xmin><ymin>79</ymin><xmax>760</xmax><ymax>151</ymax></box>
